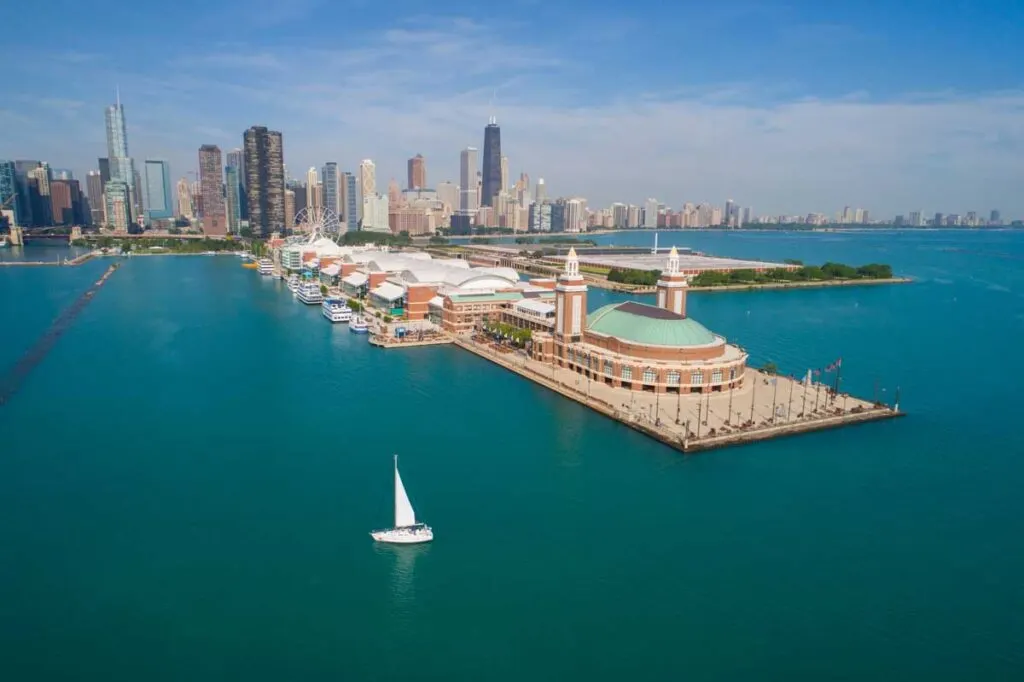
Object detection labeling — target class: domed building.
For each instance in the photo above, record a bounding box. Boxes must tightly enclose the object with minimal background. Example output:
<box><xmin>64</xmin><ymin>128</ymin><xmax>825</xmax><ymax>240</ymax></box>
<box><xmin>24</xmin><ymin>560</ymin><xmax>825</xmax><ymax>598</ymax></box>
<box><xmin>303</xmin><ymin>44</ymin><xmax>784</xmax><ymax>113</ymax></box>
<box><xmin>530</xmin><ymin>247</ymin><xmax>747</xmax><ymax>394</ymax></box>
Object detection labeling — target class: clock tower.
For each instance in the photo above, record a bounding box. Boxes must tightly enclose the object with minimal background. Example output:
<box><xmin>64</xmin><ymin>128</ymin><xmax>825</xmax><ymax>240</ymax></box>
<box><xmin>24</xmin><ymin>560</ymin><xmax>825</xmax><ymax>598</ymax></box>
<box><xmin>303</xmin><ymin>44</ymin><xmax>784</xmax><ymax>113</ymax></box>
<box><xmin>656</xmin><ymin>246</ymin><xmax>688</xmax><ymax>316</ymax></box>
<box><xmin>554</xmin><ymin>247</ymin><xmax>588</xmax><ymax>361</ymax></box>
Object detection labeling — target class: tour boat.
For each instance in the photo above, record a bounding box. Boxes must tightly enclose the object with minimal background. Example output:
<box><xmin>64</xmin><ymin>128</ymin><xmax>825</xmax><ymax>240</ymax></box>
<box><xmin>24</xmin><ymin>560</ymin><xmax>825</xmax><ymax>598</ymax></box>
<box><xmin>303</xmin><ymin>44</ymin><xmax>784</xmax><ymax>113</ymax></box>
<box><xmin>286</xmin><ymin>273</ymin><xmax>300</xmax><ymax>292</ymax></box>
<box><xmin>322</xmin><ymin>298</ymin><xmax>352</xmax><ymax>323</ymax></box>
<box><xmin>257</xmin><ymin>258</ymin><xmax>274</xmax><ymax>275</ymax></box>
<box><xmin>371</xmin><ymin>455</ymin><xmax>433</xmax><ymax>545</ymax></box>
<box><xmin>349</xmin><ymin>315</ymin><xmax>369</xmax><ymax>333</ymax></box>
<box><xmin>0</xmin><ymin>236</ymin><xmax>9</xmax><ymax>248</ymax></box>
<box><xmin>296</xmin><ymin>280</ymin><xmax>323</xmax><ymax>305</ymax></box>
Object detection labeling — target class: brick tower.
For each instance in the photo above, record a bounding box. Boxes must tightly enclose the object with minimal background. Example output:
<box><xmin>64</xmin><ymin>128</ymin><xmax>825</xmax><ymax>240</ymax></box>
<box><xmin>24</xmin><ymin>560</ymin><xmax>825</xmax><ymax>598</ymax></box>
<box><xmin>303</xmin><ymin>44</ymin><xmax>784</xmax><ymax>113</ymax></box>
<box><xmin>656</xmin><ymin>246</ymin><xmax>688</xmax><ymax>316</ymax></box>
<box><xmin>554</xmin><ymin>247</ymin><xmax>588</xmax><ymax>361</ymax></box>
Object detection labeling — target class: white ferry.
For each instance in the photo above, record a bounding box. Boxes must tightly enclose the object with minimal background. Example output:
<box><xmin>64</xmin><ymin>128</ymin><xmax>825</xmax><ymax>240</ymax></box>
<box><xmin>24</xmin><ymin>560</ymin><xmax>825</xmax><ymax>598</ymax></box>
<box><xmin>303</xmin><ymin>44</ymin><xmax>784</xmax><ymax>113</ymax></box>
<box><xmin>322</xmin><ymin>298</ymin><xmax>352</xmax><ymax>323</ymax></box>
<box><xmin>257</xmin><ymin>258</ymin><xmax>274</xmax><ymax>275</ymax></box>
<box><xmin>286</xmin><ymin>273</ymin><xmax>300</xmax><ymax>292</ymax></box>
<box><xmin>296</xmin><ymin>280</ymin><xmax>323</xmax><ymax>305</ymax></box>
<box><xmin>349</xmin><ymin>315</ymin><xmax>369</xmax><ymax>333</ymax></box>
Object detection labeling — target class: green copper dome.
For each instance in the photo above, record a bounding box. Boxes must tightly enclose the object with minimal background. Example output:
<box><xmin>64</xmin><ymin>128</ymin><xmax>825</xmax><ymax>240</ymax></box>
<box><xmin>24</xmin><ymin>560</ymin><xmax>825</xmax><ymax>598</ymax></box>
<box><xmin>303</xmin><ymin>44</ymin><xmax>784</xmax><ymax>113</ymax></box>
<box><xmin>586</xmin><ymin>301</ymin><xmax>718</xmax><ymax>347</ymax></box>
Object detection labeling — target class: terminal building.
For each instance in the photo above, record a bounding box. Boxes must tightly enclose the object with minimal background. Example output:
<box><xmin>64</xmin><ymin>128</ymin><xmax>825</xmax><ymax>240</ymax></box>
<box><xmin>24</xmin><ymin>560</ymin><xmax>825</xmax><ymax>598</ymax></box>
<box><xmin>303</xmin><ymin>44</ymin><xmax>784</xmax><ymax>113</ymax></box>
<box><xmin>529</xmin><ymin>247</ymin><xmax>747</xmax><ymax>394</ymax></box>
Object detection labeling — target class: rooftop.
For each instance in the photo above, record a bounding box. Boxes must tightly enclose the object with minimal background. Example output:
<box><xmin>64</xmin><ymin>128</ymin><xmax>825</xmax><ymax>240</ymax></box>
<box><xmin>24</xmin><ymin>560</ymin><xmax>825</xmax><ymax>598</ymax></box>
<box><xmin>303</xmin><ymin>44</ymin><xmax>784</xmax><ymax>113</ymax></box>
<box><xmin>587</xmin><ymin>302</ymin><xmax>720</xmax><ymax>347</ymax></box>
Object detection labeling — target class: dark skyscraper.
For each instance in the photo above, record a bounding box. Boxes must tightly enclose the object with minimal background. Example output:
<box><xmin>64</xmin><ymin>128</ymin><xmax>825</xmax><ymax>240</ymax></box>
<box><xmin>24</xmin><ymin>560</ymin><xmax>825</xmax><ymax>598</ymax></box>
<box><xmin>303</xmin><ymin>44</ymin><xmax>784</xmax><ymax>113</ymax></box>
<box><xmin>481</xmin><ymin>117</ymin><xmax>501</xmax><ymax>207</ymax></box>
<box><xmin>198</xmin><ymin>145</ymin><xmax>226</xmax><ymax>235</ymax></box>
<box><xmin>243</xmin><ymin>126</ymin><xmax>285</xmax><ymax>237</ymax></box>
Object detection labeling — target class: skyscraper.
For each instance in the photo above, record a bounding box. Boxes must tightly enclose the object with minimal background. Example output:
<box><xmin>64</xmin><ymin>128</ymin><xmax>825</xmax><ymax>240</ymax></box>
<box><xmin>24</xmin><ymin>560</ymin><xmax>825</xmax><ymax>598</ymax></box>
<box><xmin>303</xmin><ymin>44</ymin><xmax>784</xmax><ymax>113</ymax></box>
<box><xmin>644</xmin><ymin>198</ymin><xmax>659</xmax><ymax>228</ymax></box>
<box><xmin>407</xmin><ymin>154</ymin><xmax>426</xmax><ymax>190</ymax></box>
<box><xmin>226</xmin><ymin>148</ymin><xmax>246</xmax><ymax>219</ymax></box>
<box><xmin>243</xmin><ymin>126</ymin><xmax>285</xmax><ymax>237</ymax></box>
<box><xmin>341</xmin><ymin>172</ymin><xmax>357</xmax><ymax>232</ymax></box>
<box><xmin>535</xmin><ymin>178</ymin><xmax>546</xmax><ymax>203</ymax></box>
<box><xmin>499</xmin><ymin>155</ymin><xmax>509</xmax><ymax>192</ymax></box>
<box><xmin>0</xmin><ymin>161</ymin><xmax>21</xmax><ymax>227</ymax></box>
<box><xmin>481</xmin><ymin>118</ymin><xmax>501</xmax><ymax>207</ymax></box>
<box><xmin>86</xmin><ymin>170</ymin><xmax>104</xmax><ymax>226</ymax></box>
<box><xmin>103</xmin><ymin>94</ymin><xmax>136</xmax><ymax>229</ymax></box>
<box><xmin>321</xmin><ymin>162</ymin><xmax>340</xmax><ymax>231</ymax></box>
<box><xmin>459</xmin><ymin>147</ymin><xmax>478</xmax><ymax>212</ymax></box>
<box><xmin>225</xmin><ymin>165</ymin><xmax>241</xmax><ymax>233</ymax></box>
<box><xmin>198</xmin><ymin>145</ymin><xmax>226</xmax><ymax>235</ymax></box>
<box><xmin>143</xmin><ymin>160</ymin><xmax>173</xmax><ymax>220</ymax></box>
<box><xmin>176</xmin><ymin>178</ymin><xmax>193</xmax><ymax>219</ymax></box>
<box><xmin>359</xmin><ymin>159</ymin><xmax>376</xmax><ymax>197</ymax></box>
<box><xmin>305</xmin><ymin>166</ymin><xmax>320</xmax><ymax>213</ymax></box>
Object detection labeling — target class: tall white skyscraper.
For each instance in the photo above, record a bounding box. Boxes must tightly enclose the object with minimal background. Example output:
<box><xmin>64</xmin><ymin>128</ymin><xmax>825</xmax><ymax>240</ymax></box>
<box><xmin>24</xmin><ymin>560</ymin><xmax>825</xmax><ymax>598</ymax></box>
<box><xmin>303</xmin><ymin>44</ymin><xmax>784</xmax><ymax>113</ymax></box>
<box><xmin>535</xmin><ymin>178</ymin><xmax>546</xmax><ymax>202</ymax></box>
<box><xmin>305</xmin><ymin>167</ymin><xmax>320</xmax><ymax>212</ymax></box>
<box><xmin>359</xmin><ymin>159</ymin><xmax>376</xmax><ymax>199</ymax></box>
<box><xmin>500</xmin><ymin>155</ymin><xmax>509</xmax><ymax>191</ymax></box>
<box><xmin>644</xmin><ymin>198</ymin><xmax>659</xmax><ymax>228</ymax></box>
<box><xmin>459</xmin><ymin>147</ymin><xmax>478</xmax><ymax>212</ymax></box>
<box><xmin>362</xmin><ymin>193</ymin><xmax>389</xmax><ymax>232</ymax></box>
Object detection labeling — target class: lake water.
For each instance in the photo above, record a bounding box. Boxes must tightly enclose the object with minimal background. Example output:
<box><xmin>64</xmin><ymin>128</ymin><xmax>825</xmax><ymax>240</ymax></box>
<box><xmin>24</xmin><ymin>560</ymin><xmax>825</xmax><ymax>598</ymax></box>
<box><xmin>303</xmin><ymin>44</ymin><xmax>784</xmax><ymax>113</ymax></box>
<box><xmin>1</xmin><ymin>230</ymin><xmax>1022</xmax><ymax>681</ymax></box>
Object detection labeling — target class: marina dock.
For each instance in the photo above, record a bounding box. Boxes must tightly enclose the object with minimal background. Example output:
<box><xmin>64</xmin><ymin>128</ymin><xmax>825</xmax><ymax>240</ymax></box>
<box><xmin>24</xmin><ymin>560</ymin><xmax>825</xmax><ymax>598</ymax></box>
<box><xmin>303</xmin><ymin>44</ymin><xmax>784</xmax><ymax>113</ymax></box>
<box><xmin>452</xmin><ymin>336</ymin><xmax>901</xmax><ymax>454</ymax></box>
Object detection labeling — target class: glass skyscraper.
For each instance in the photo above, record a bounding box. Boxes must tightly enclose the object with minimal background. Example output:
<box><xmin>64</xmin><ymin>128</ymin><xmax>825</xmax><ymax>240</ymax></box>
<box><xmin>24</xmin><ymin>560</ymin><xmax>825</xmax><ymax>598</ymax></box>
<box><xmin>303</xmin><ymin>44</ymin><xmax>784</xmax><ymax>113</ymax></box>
<box><xmin>243</xmin><ymin>126</ymin><xmax>285</xmax><ymax>238</ymax></box>
<box><xmin>341</xmin><ymin>172</ymin><xmax>357</xmax><ymax>232</ymax></box>
<box><xmin>143</xmin><ymin>160</ymin><xmax>173</xmax><ymax>220</ymax></box>
<box><xmin>105</xmin><ymin>94</ymin><xmax>136</xmax><ymax>226</ymax></box>
<box><xmin>321</xmin><ymin>162</ymin><xmax>340</xmax><ymax>232</ymax></box>
<box><xmin>225</xmin><ymin>165</ymin><xmax>241</xmax><ymax>234</ymax></box>
<box><xmin>481</xmin><ymin>118</ymin><xmax>501</xmax><ymax>207</ymax></box>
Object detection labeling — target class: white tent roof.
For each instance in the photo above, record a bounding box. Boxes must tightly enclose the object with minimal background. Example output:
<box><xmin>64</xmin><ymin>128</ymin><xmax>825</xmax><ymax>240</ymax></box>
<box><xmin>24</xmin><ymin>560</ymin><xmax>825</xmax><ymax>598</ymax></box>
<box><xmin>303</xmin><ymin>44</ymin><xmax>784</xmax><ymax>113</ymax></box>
<box><xmin>343</xmin><ymin>272</ymin><xmax>368</xmax><ymax>286</ymax></box>
<box><xmin>371</xmin><ymin>282</ymin><xmax>406</xmax><ymax>302</ymax></box>
<box><xmin>321</xmin><ymin>263</ymin><xmax>341</xmax><ymax>276</ymax></box>
<box><xmin>427</xmin><ymin>295</ymin><xmax>445</xmax><ymax>308</ymax></box>
<box><xmin>515</xmin><ymin>298</ymin><xmax>556</xmax><ymax>316</ymax></box>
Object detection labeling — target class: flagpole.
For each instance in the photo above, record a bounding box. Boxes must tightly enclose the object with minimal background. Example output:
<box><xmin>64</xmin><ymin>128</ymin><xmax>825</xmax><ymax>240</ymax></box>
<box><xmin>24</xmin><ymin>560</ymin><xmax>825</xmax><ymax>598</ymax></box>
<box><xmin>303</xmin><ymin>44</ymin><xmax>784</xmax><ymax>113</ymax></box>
<box><xmin>801</xmin><ymin>376</ymin><xmax>808</xmax><ymax>418</ymax></box>
<box><xmin>771</xmin><ymin>374</ymin><xmax>779</xmax><ymax>423</ymax></box>
<box><xmin>787</xmin><ymin>376</ymin><xmax>794</xmax><ymax>422</ymax></box>
<box><xmin>815</xmin><ymin>380</ymin><xmax>821</xmax><ymax>412</ymax></box>
<box><xmin>749</xmin><ymin>370</ymin><xmax>757</xmax><ymax>424</ymax></box>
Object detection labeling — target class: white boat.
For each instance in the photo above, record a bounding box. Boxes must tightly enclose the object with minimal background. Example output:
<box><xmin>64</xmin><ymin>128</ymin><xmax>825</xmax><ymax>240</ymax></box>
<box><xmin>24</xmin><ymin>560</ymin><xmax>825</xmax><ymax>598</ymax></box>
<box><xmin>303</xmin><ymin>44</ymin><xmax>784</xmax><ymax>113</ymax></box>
<box><xmin>296</xmin><ymin>280</ymin><xmax>323</xmax><ymax>304</ymax></box>
<box><xmin>0</xmin><ymin>236</ymin><xmax>9</xmax><ymax>248</ymax></box>
<box><xmin>322</xmin><ymin>298</ymin><xmax>352</xmax><ymax>323</ymax></box>
<box><xmin>257</xmin><ymin>258</ymin><xmax>274</xmax><ymax>275</ymax></box>
<box><xmin>286</xmin><ymin>273</ymin><xmax>300</xmax><ymax>292</ymax></box>
<box><xmin>371</xmin><ymin>455</ymin><xmax>433</xmax><ymax>544</ymax></box>
<box><xmin>349</xmin><ymin>315</ymin><xmax>369</xmax><ymax>333</ymax></box>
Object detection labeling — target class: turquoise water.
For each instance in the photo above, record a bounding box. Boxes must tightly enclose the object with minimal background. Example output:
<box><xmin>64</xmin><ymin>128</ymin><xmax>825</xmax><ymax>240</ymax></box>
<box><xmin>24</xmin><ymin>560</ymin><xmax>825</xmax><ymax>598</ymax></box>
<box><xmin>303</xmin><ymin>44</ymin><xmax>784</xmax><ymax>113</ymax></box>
<box><xmin>2</xmin><ymin>232</ymin><xmax>1023</xmax><ymax>680</ymax></box>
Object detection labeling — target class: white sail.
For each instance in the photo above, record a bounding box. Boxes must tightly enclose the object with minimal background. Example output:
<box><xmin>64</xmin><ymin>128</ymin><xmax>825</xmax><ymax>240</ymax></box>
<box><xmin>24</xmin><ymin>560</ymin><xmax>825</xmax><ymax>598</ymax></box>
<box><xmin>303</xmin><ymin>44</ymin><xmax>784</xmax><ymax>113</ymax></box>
<box><xmin>394</xmin><ymin>457</ymin><xmax>417</xmax><ymax>527</ymax></box>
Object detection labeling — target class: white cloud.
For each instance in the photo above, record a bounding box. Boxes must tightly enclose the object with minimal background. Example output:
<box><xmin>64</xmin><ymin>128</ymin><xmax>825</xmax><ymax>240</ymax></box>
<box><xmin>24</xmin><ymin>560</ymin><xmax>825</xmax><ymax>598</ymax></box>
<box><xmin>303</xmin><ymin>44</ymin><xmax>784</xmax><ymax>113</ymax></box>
<box><xmin>2</xmin><ymin>16</ymin><xmax>1022</xmax><ymax>219</ymax></box>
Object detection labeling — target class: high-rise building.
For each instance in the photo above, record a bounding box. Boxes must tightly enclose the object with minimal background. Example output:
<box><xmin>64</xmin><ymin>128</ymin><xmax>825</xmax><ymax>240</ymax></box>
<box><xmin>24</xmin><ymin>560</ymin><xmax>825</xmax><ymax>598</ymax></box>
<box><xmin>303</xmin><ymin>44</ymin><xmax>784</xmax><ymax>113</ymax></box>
<box><xmin>529</xmin><ymin>200</ymin><xmax>551</xmax><ymax>232</ymax></box>
<box><xmin>535</xmin><ymin>178</ymin><xmax>546</xmax><ymax>203</ymax></box>
<box><xmin>321</xmin><ymin>162</ymin><xmax>340</xmax><ymax>231</ymax></box>
<box><xmin>305</xmin><ymin>167</ymin><xmax>320</xmax><ymax>213</ymax></box>
<box><xmin>0</xmin><ymin>161</ymin><xmax>22</xmax><ymax>227</ymax></box>
<box><xmin>176</xmin><ymin>178</ymin><xmax>193</xmax><ymax>219</ymax></box>
<box><xmin>85</xmin><ymin>170</ymin><xmax>104</xmax><ymax>226</ymax></box>
<box><xmin>500</xmin><ymin>155</ymin><xmax>509</xmax><ymax>192</ymax></box>
<box><xmin>908</xmin><ymin>211</ymin><xmax>922</xmax><ymax>227</ymax></box>
<box><xmin>565</xmin><ymin>198</ymin><xmax>586</xmax><ymax>233</ymax></box>
<box><xmin>28</xmin><ymin>164</ymin><xmax>53</xmax><ymax>226</ymax></box>
<box><xmin>104</xmin><ymin>181</ymin><xmax>131</xmax><ymax>231</ymax></box>
<box><xmin>644</xmin><ymin>198</ymin><xmax>659</xmax><ymax>228</ymax></box>
<box><xmin>459</xmin><ymin>147</ymin><xmax>478</xmax><ymax>212</ymax></box>
<box><xmin>198</xmin><ymin>145</ymin><xmax>226</xmax><ymax>235</ymax></box>
<box><xmin>225</xmin><ymin>165</ymin><xmax>241</xmax><ymax>233</ymax></box>
<box><xmin>362</xmin><ymin>193</ymin><xmax>389</xmax><ymax>232</ymax></box>
<box><xmin>481</xmin><ymin>119</ymin><xmax>501</xmax><ymax>207</ymax></box>
<box><xmin>436</xmin><ymin>181</ymin><xmax>458</xmax><ymax>212</ymax></box>
<box><xmin>105</xmin><ymin>91</ymin><xmax>136</xmax><ymax>225</ymax></box>
<box><xmin>359</xmin><ymin>159</ymin><xmax>376</xmax><ymax>204</ymax></box>
<box><xmin>243</xmin><ymin>126</ymin><xmax>285</xmax><ymax>237</ymax></box>
<box><xmin>143</xmin><ymin>160</ymin><xmax>173</xmax><ymax>220</ymax></box>
<box><xmin>284</xmin><ymin>189</ymin><xmax>296</xmax><ymax>229</ymax></box>
<box><xmin>341</xmin><ymin>172</ymin><xmax>357</xmax><ymax>232</ymax></box>
<box><xmin>990</xmin><ymin>209</ymin><xmax>1001</xmax><ymax>225</ymax></box>
<box><xmin>49</xmin><ymin>179</ymin><xmax>78</xmax><ymax>225</ymax></box>
<box><xmin>98</xmin><ymin>158</ymin><xmax>110</xmax><ymax>186</ymax></box>
<box><xmin>408</xmin><ymin>154</ymin><xmax>426</xmax><ymax>190</ymax></box>
<box><xmin>226</xmin><ymin>148</ymin><xmax>246</xmax><ymax>219</ymax></box>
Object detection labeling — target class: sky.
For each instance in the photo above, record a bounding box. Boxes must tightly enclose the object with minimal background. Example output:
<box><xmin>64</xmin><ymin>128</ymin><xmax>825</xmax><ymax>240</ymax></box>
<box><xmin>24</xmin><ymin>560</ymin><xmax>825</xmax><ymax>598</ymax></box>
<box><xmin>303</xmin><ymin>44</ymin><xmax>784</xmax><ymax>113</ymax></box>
<box><xmin>1</xmin><ymin>0</ymin><xmax>1023</xmax><ymax>219</ymax></box>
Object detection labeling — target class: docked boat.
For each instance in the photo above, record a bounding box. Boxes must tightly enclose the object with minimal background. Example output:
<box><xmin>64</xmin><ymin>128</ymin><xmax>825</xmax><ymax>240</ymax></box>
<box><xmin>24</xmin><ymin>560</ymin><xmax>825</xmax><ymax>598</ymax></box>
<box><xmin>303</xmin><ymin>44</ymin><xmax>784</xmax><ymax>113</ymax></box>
<box><xmin>349</xmin><ymin>315</ymin><xmax>369</xmax><ymax>333</ymax></box>
<box><xmin>296</xmin><ymin>280</ymin><xmax>323</xmax><ymax>305</ymax></box>
<box><xmin>257</xmin><ymin>258</ymin><xmax>274</xmax><ymax>275</ymax></box>
<box><xmin>371</xmin><ymin>455</ymin><xmax>433</xmax><ymax>545</ymax></box>
<box><xmin>0</xmin><ymin>235</ymin><xmax>9</xmax><ymax>248</ymax></box>
<box><xmin>322</xmin><ymin>298</ymin><xmax>352</xmax><ymax>323</ymax></box>
<box><xmin>286</xmin><ymin>273</ymin><xmax>300</xmax><ymax>292</ymax></box>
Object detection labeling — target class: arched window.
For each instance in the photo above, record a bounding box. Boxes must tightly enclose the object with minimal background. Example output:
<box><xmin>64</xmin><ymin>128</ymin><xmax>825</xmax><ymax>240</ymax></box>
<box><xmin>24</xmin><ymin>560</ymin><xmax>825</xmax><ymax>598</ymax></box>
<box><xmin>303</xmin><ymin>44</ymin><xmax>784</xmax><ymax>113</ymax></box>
<box><xmin>642</xmin><ymin>368</ymin><xmax>657</xmax><ymax>384</ymax></box>
<box><xmin>711</xmin><ymin>369</ymin><xmax>723</xmax><ymax>384</ymax></box>
<box><xmin>667</xmin><ymin>371</ymin><xmax>681</xmax><ymax>385</ymax></box>
<box><xmin>604</xmin><ymin>362</ymin><xmax>613</xmax><ymax>376</ymax></box>
<box><xmin>621</xmin><ymin>366</ymin><xmax>633</xmax><ymax>380</ymax></box>
<box><xmin>691</xmin><ymin>370</ymin><xmax>704</xmax><ymax>386</ymax></box>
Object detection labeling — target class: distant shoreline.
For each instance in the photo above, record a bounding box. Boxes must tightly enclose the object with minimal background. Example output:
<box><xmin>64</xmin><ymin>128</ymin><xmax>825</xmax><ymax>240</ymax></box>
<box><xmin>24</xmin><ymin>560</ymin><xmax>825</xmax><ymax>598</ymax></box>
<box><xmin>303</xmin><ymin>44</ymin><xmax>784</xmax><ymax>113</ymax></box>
<box><xmin>688</xmin><ymin>277</ymin><xmax>912</xmax><ymax>293</ymax></box>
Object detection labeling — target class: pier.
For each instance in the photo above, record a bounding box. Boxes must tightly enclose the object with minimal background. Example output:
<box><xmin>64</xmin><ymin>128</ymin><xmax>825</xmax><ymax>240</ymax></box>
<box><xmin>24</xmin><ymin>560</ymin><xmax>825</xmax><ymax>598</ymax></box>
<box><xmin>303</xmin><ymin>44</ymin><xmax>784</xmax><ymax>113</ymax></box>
<box><xmin>452</xmin><ymin>336</ymin><xmax>901</xmax><ymax>454</ymax></box>
<box><xmin>0</xmin><ymin>263</ymin><xmax>119</xmax><ymax>406</ymax></box>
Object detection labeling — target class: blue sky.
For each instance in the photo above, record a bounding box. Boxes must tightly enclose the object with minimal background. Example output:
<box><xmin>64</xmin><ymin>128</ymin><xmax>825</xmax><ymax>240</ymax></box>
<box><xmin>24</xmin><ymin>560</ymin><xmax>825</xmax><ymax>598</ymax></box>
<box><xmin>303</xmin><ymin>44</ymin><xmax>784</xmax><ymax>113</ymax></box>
<box><xmin>2</xmin><ymin>0</ymin><xmax>1023</xmax><ymax>218</ymax></box>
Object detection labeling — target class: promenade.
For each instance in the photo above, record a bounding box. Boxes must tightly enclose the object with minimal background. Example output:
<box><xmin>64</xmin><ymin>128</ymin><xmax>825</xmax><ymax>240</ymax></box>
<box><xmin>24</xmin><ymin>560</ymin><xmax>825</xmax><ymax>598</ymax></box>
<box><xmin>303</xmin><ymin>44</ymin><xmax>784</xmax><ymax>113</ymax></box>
<box><xmin>452</xmin><ymin>336</ymin><xmax>900</xmax><ymax>454</ymax></box>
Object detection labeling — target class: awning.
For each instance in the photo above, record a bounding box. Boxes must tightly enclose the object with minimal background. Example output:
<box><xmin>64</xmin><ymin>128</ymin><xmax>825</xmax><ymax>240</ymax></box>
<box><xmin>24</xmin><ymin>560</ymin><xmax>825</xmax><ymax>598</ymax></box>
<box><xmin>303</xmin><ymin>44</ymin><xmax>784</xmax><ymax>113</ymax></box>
<box><xmin>515</xmin><ymin>298</ymin><xmax>556</xmax><ymax>315</ymax></box>
<box><xmin>342</xmin><ymin>272</ymin><xmax>368</xmax><ymax>286</ymax></box>
<box><xmin>370</xmin><ymin>282</ymin><xmax>406</xmax><ymax>303</ymax></box>
<box><xmin>321</xmin><ymin>264</ymin><xmax>341</xmax><ymax>276</ymax></box>
<box><xmin>427</xmin><ymin>295</ymin><xmax>445</xmax><ymax>308</ymax></box>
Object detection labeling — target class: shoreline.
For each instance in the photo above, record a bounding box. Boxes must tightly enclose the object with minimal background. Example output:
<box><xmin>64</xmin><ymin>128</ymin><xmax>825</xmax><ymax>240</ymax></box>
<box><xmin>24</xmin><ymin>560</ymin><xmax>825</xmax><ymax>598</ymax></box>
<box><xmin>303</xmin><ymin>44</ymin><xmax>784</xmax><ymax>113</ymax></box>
<box><xmin>687</xmin><ymin>276</ymin><xmax>912</xmax><ymax>292</ymax></box>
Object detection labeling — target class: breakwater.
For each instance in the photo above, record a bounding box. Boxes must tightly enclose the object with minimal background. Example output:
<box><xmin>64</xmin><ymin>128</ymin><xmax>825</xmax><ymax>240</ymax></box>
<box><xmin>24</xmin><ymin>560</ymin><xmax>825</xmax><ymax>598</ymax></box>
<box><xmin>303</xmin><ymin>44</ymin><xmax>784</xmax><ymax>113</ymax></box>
<box><xmin>0</xmin><ymin>262</ymin><xmax>119</xmax><ymax>406</ymax></box>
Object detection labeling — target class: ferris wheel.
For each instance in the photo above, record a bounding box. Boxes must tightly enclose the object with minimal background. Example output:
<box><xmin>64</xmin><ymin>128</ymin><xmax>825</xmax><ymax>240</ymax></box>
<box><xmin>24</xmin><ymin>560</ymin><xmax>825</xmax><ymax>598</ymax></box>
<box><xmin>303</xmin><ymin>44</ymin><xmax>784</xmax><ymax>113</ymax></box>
<box><xmin>294</xmin><ymin>206</ymin><xmax>340</xmax><ymax>235</ymax></box>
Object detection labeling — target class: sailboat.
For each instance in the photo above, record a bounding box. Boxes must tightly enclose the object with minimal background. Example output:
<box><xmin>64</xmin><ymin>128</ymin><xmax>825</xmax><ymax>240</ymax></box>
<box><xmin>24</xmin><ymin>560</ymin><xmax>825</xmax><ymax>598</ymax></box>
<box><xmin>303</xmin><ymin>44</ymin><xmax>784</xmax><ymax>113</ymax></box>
<box><xmin>371</xmin><ymin>455</ymin><xmax>433</xmax><ymax>544</ymax></box>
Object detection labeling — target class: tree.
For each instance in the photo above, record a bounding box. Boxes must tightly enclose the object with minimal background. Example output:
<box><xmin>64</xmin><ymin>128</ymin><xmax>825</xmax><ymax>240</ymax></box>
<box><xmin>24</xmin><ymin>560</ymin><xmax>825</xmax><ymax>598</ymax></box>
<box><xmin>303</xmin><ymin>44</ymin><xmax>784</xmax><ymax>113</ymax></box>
<box><xmin>347</xmin><ymin>299</ymin><xmax>363</xmax><ymax>312</ymax></box>
<box><xmin>763</xmin><ymin>361</ymin><xmax>778</xmax><ymax>375</ymax></box>
<box><xmin>320</xmin><ymin>284</ymin><xmax>328</xmax><ymax>295</ymax></box>
<box><xmin>240</xmin><ymin>227</ymin><xmax>254</xmax><ymax>238</ymax></box>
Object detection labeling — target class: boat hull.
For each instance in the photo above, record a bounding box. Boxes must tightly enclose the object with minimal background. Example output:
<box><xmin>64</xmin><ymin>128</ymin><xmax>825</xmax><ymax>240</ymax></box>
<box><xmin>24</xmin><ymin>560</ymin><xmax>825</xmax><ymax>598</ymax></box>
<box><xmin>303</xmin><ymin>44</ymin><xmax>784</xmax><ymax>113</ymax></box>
<box><xmin>371</xmin><ymin>526</ymin><xmax>433</xmax><ymax>544</ymax></box>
